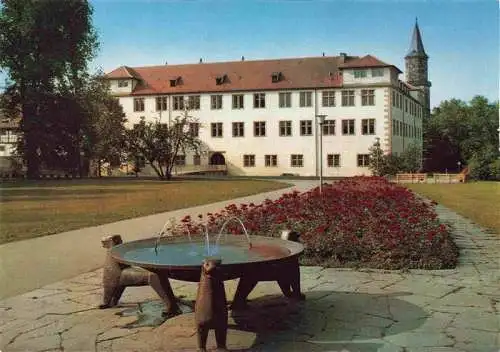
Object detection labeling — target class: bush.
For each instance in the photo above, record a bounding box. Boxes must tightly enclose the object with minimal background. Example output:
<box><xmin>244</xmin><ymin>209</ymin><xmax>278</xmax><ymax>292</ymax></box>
<box><xmin>489</xmin><ymin>159</ymin><xmax>500</xmax><ymax>181</ymax></box>
<box><xmin>175</xmin><ymin>177</ymin><xmax>459</xmax><ymax>270</ymax></box>
<box><xmin>468</xmin><ymin>147</ymin><xmax>500</xmax><ymax>180</ymax></box>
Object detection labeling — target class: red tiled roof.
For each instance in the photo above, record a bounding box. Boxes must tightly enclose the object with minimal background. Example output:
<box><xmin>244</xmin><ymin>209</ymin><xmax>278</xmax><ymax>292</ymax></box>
<box><xmin>339</xmin><ymin>55</ymin><xmax>402</xmax><ymax>73</ymax></box>
<box><xmin>105</xmin><ymin>56</ymin><xmax>369</xmax><ymax>95</ymax></box>
<box><xmin>106</xmin><ymin>66</ymin><xmax>140</xmax><ymax>79</ymax></box>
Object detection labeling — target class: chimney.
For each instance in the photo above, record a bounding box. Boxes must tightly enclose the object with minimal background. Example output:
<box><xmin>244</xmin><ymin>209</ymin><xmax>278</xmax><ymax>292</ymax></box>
<box><xmin>241</xmin><ymin>56</ymin><xmax>245</xmax><ymax>61</ymax></box>
<box><xmin>165</xmin><ymin>61</ymin><xmax>168</xmax><ymax>65</ymax></box>
<box><xmin>322</xmin><ymin>52</ymin><xmax>325</xmax><ymax>57</ymax></box>
<box><xmin>199</xmin><ymin>58</ymin><xmax>203</xmax><ymax>63</ymax></box>
<box><xmin>339</xmin><ymin>52</ymin><xmax>347</xmax><ymax>63</ymax></box>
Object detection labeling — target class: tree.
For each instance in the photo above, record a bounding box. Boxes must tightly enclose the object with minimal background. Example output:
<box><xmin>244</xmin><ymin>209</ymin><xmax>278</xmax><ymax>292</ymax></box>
<box><xmin>424</xmin><ymin>96</ymin><xmax>499</xmax><ymax>179</ymax></box>
<box><xmin>368</xmin><ymin>138</ymin><xmax>386</xmax><ymax>176</ymax></box>
<box><xmin>0</xmin><ymin>0</ymin><xmax>98</xmax><ymax>178</ymax></box>
<box><xmin>77</xmin><ymin>73</ymin><xmax>126</xmax><ymax>177</ymax></box>
<box><xmin>400</xmin><ymin>142</ymin><xmax>422</xmax><ymax>173</ymax></box>
<box><xmin>125</xmin><ymin>109</ymin><xmax>203</xmax><ymax>180</ymax></box>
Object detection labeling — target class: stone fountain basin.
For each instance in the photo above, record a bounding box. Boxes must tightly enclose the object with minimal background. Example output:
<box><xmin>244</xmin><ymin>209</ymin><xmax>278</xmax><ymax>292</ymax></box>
<box><xmin>110</xmin><ymin>235</ymin><xmax>304</xmax><ymax>282</ymax></box>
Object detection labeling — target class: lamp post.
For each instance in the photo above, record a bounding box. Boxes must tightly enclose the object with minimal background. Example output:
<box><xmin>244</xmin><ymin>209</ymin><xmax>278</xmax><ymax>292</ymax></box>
<box><xmin>316</xmin><ymin>114</ymin><xmax>327</xmax><ymax>195</ymax></box>
<box><xmin>457</xmin><ymin>161</ymin><xmax>462</xmax><ymax>173</ymax></box>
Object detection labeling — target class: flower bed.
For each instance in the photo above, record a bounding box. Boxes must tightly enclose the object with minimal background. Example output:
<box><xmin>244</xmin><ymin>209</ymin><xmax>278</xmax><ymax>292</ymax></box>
<box><xmin>174</xmin><ymin>177</ymin><xmax>459</xmax><ymax>270</ymax></box>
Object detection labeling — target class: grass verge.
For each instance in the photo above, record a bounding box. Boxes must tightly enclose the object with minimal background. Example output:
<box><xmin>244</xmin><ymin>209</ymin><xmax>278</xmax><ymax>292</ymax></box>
<box><xmin>0</xmin><ymin>178</ymin><xmax>290</xmax><ymax>244</ymax></box>
<box><xmin>406</xmin><ymin>182</ymin><xmax>500</xmax><ymax>234</ymax></box>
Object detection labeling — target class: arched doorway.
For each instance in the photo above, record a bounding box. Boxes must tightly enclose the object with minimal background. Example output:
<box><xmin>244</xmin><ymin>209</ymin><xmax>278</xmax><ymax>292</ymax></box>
<box><xmin>210</xmin><ymin>152</ymin><xmax>226</xmax><ymax>165</ymax></box>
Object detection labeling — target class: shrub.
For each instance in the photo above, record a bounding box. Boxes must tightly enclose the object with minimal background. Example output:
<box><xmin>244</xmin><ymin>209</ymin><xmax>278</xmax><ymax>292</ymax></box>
<box><xmin>174</xmin><ymin>177</ymin><xmax>459</xmax><ymax>270</ymax></box>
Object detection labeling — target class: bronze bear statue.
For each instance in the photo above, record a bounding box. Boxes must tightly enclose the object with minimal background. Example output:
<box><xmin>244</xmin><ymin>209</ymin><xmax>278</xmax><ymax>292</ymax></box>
<box><xmin>195</xmin><ymin>258</ymin><xmax>228</xmax><ymax>352</ymax></box>
<box><xmin>99</xmin><ymin>234</ymin><xmax>181</xmax><ymax>317</ymax></box>
<box><xmin>230</xmin><ymin>230</ymin><xmax>305</xmax><ymax>310</ymax></box>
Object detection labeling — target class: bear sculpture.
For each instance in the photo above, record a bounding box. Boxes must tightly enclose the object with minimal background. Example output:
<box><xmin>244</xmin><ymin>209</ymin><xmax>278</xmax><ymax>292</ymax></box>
<box><xmin>99</xmin><ymin>234</ymin><xmax>181</xmax><ymax>317</ymax></box>
<box><xmin>195</xmin><ymin>258</ymin><xmax>228</xmax><ymax>352</ymax></box>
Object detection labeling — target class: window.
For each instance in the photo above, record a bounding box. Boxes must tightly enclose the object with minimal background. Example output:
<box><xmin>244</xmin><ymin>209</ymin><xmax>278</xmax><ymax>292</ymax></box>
<box><xmin>405</xmin><ymin>99</ymin><xmax>408</xmax><ymax>113</ymax></box>
<box><xmin>342</xmin><ymin>119</ymin><xmax>355</xmax><ymax>135</ymax></box>
<box><xmin>354</xmin><ymin>70</ymin><xmax>367</xmax><ymax>78</ymax></box>
<box><xmin>279</xmin><ymin>92</ymin><xmax>291</xmax><ymax>108</ymax></box>
<box><xmin>215</xmin><ymin>74</ymin><xmax>226</xmax><ymax>85</ymax></box>
<box><xmin>189</xmin><ymin>122</ymin><xmax>199</xmax><ymax>137</ymax></box>
<box><xmin>0</xmin><ymin>130</ymin><xmax>17</xmax><ymax>143</ymax></box>
<box><xmin>254</xmin><ymin>93</ymin><xmax>266</xmax><ymax>108</ymax></box>
<box><xmin>173</xmin><ymin>96</ymin><xmax>184</xmax><ymax>110</ymax></box>
<box><xmin>193</xmin><ymin>154</ymin><xmax>201</xmax><ymax>165</ymax></box>
<box><xmin>254</xmin><ymin>121</ymin><xmax>266</xmax><ymax>137</ymax></box>
<box><xmin>173</xmin><ymin>122</ymin><xmax>184</xmax><ymax>134</ymax></box>
<box><xmin>232</xmin><ymin>94</ymin><xmax>244</xmax><ymax>109</ymax></box>
<box><xmin>327</xmin><ymin>154</ymin><xmax>340</xmax><ymax>167</ymax></box>
<box><xmin>322</xmin><ymin>91</ymin><xmax>335</xmax><ymax>107</ymax></box>
<box><xmin>232</xmin><ymin>122</ymin><xmax>244</xmax><ymax>137</ymax></box>
<box><xmin>300</xmin><ymin>120</ymin><xmax>312</xmax><ymax>136</ymax></box>
<box><xmin>156</xmin><ymin>97</ymin><xmax>168</xmax><ymax>111</ymax></box>
<box><xmin>291</xmin><ymin>154</ymin><xmax>303</xmax><ymax>167</ymax></box>
<box><xmin>170</xmin><ymin>78</ymin><xmax>178</xmax><ymax>87</ymax></box>
<box><xmin>133</xmin><ymin>98</ymin><xmax>145</xmax><ymax>112</ymax></box>
<box><xmin>188</xmin><ymin>95</ymin><xmax>200</xmax><ymax>110</ymax></box>
<box><xmin>371</xmin><ymin>68</ymin><xmax>384</xmax><ymax>77</ymax></box>
<box><xmin>271</xmin><ymin>72</ymin><xmax>282</xmax><ymax>83</ymax></box>
<box><xmin>243</xmin><ymin>154</ymin><xmax>255</xmax><ymax>167</ymax></box>
<box><xmin>361</xmin><ymin>119</ymin><xmax>375</xmax><ymax>135</ymax></box>
<box><xmin>322</xmin><ymin>120</ymin><xmax>336</xmax><ymax>135</ymax></box>
<box><xmin>279</xmin><ymin>121</ymin><xmax>292</xmax><ymax>136</ymax></box>
<box><xmin>392</xmin><ymin>91</ymin><xmax>396</xmax><ymax>107</ymax></box>
<box><xmin>265</xmin><ymin>155</ymin><xmax>277</xmax><ymax>167</ymax></box>
<box><xmin>174</xmin><ymin>155</ymin><xmax>186</xmax><ymax>166</ymax></box>
<box><xmin>211</xmin><ymin>122</ymin><xmax>223</xmax><ymax>137</ymax></box>
<box><xmin>118</xmin><ymin>80</ymin><xmax>128</xmax><ymax>88</ymax></box>
<box><xmin>299</xmin><ymin>92</ymin><xmax>312</xmax><ymax>107</ymax></box>
<box><xmin>211</xmin><ymin>95</ymin><xmax>223</xmax><ymax>110</ymax></box>
<box><xmin>341</xmin><ymin>90</ymin><xmax>355</xmax><ymax>106</ymax></box>
<box><xmin>357</xmin><ymin>154</ymin><xmax>370</xmax><ymax>167</ymax></box>
<box><xmin>0</xmin><ymin>145</ymin><xmax>5</xmax><ymax>152</ymax></box>
<box><xmin>361</xmin><ymin>90</ymin><xmax>375</xmax><ymax>106</ymax></box>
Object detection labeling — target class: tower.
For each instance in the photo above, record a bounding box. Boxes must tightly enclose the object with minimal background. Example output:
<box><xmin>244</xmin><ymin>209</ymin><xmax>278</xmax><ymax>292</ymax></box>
<box><xmin>405</xmin><ymin>19</ymin><xmax>431</xmax><ymax>117</ymax></box>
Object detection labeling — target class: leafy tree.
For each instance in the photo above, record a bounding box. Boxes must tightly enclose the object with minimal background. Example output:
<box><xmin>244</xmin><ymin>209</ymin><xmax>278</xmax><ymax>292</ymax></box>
<box><xmin>368</xmin><ymin>138</ymin><xmax>386</xmax><ymax>176</ymax></box>
<box><xmin>125</xmin><ymin>109</ymin><xmax>203</xmax><ymax>180</ymax></box>
<box><xmin>424</xmin><ymin>96</ymin><xmax>499</xmax><ymax>179</ymax></box>
<box><xmin>400</xmin><ymin>142</ymin><xmax>422</xmax><ymax>173</ymax></box>
<box><xmin>0</xmin><ymin>0</ymin><xmax>98</xmax><ymax>178</ymax></box>
<box><xmin>77</xmin><ymin>73</ymin><xmax>126</xmax><ymax>177</ymax></box>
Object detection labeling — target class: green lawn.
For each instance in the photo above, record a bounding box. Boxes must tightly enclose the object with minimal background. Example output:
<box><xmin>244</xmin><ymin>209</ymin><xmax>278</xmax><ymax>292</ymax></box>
<box><xmin>0</xmin><ymin>178</ymin><xmax>290</xmax><ymax>244</ymax></box>
<box><xmin>406</xmin><ymin>182</ymin><xmax>500</xmax><ymax>233</ymax></box>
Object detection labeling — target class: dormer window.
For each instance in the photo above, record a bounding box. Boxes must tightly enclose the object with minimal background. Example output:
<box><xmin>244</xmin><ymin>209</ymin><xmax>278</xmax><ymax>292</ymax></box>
<box><xmin>170</xmin><ymin>76</ymin><xmax>181</xmax><ymax>87</ymax></box>
<box><xmin>271</xmin><ymin>72</ymin><xmax>282</xmax><ymax>83</ymax></box>
<box><xmin>215</xmin><ymin>74</ymin><xmax>227</xmax><ymax>85</ymax></box>
<box><xmin>117</xmin><ymin>80</ymin><xmax>128</xmax><ymax>88</ymax></box>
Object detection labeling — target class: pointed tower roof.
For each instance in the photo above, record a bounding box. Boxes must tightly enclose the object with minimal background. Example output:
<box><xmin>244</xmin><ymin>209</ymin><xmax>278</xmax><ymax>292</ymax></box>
<box><xmin>406</xmin><ymin>19</ymin><xmax>428</xmax><ymax>58</ymax></box>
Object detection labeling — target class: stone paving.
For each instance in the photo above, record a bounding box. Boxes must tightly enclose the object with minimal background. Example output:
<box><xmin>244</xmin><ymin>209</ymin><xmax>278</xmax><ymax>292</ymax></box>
<box><xmin>1</xmin><ymin>205</ymin><xmax>499</xmax><ymax>351</ymax></box>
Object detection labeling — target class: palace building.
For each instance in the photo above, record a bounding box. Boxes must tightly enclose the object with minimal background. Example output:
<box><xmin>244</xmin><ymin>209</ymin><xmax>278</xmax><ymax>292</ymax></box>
<box><xmin>105</xmin><ymin>21</ymin><xmax>429</xmax><ymax>177</ymax></box>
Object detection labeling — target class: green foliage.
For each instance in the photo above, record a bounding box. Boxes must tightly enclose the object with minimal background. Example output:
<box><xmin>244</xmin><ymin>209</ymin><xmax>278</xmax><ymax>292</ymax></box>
<box><xmin>468</xmin><ymin>146</ymin><xmax>500</xmax><ymax>181</ymax></box>
<box><xmin>125</xmin><ymin>109</ymin><xmax>203</xmax><ymax>180</ymax></box>
<box><xmin>369</xmin><ymin>139</ymin><xmax>422</xmax><ymax>176</ymax></box>
<box><xmin>424</xmin><ymin>96</ymin><xmax>499</xmax><ymax>179</ymax></box>
<box><xmin>489</xmin><ymin>159</ymin><xmax>500</xmax><ymax>181</ymax></box>
<box><xmin>76</xmin><ymin>73</ymin><xmax>127</xmax><ymax>175</ymax></box>
<box><xmin>0</xmin><ymin>0</ymin><xmax>98</xmax><ymax>178</ymax></box>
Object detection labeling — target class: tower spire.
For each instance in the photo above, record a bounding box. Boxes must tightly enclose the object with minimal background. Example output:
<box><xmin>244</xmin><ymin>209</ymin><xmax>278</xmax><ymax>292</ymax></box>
<box><xmin>406</xmin><ymin>18</ymin><xmax>427</xmax><ymax>58</ymax></box>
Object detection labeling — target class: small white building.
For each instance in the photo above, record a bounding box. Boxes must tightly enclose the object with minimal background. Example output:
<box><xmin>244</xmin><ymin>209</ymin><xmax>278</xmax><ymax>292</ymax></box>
<box><xmin>105</xmin><ymin>22</ymin><xmax>429</xmax><ymax>177</ymax></box>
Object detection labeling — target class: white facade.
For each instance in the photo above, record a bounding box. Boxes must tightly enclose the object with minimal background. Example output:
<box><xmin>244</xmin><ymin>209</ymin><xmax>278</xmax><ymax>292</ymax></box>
<box><xmin>110</xmin><ymin>65</ymin><xmax>424</xmax><ymax>177</ymax></box>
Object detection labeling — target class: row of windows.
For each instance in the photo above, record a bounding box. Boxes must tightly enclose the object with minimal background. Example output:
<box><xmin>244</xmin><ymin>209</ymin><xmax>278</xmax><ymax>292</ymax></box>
<box><xmin>132</xmin><ymin>89</ymin><xmax>377</xmax><ymax>112</ymax></box>
<box><xmin>353</xmin><ymin>68</ymin><xmax>384</xmax><ymax>79</ymax></box>
<box><xmin>240</xmin><ymin>154</ymin><xmax>370</xmax><ymax>168</ymax></box>
<box><xmin>392</xmin><ymin>90</ymin><xmax>423</xmax><ymax>118</ymax></box>
<box><xmin>207</xmin><ymin>119</ymin><xmax>376</xmax><ymax>138</ymax></box>
<box><xmin>392</xmin><ymin>120</ymin><xmax>421</xmax><ymax>138</ymax></box>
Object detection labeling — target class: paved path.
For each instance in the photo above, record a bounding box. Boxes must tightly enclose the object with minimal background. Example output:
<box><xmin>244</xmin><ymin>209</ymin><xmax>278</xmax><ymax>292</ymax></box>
<box><xmin>0</xmin><ymin>179</ymin><xmax>316</xmax><ymax>299</ymax></box>
<box><xmin>0</xmin><ymin>182</ymin><xmax>499</xmax><ymax>351</ymax></box>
